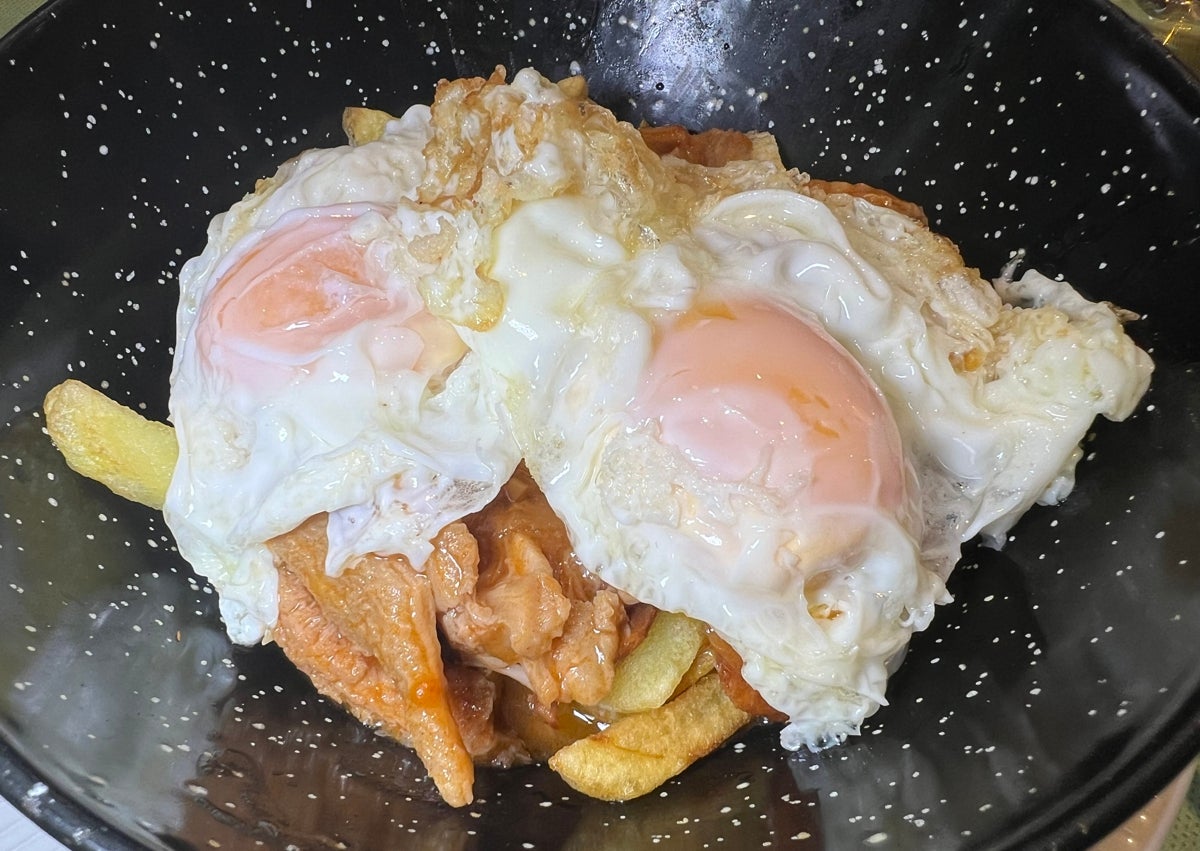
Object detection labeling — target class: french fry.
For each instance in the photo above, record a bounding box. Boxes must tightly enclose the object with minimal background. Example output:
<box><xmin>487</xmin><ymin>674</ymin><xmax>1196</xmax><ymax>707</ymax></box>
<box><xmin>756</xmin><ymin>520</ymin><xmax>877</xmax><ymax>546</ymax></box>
<box><xmin>43</xmin><ymin>379</ymin><xmax>176</xmax><ymax>510</ymax></box>
<box><xmin>548</xmin><ymin>673</ymin><xmax>750</xmax><ymax>801</ymax></box>
<box><xmin>602</xmin><ymin>610</ymin><xmax>707</xmax><ymax>713</ymax></box>
<box><xmin>496</xmin><ymin>680</ymin><xmax>604</xmax><ymax>763</ymax></box>
<box><xmin>342</xmin><ymin>106</ymin><xmax>395</xmax><ymax>146</ymax></box>
<box><xmin>671</xmin><ymin>644</ymin><xmax>717</xmax><ymax>698</ymax></box>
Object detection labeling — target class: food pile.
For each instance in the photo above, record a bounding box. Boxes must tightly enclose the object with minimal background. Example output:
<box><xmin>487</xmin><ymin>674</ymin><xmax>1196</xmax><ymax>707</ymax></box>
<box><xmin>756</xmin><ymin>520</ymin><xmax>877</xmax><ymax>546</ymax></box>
<box><xmin>44</xmin><ymin>68</ymin><xmax>1152</xmax><ymax>807</ymax></box>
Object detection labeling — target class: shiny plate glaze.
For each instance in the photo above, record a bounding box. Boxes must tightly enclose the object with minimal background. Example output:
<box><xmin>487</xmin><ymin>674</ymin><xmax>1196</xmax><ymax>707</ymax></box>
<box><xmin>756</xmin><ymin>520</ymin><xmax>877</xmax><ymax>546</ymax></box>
<box><xmin>2</xmin><ymin>0</ymin><xmax>1200</xmax><ymax>848</ymax></box>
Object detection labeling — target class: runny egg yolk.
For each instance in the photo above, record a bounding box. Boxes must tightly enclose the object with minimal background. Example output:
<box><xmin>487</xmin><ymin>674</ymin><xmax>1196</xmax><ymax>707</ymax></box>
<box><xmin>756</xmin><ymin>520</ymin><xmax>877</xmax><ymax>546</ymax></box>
<box><xmin>196</xmin><ymin>204</ymin><xmax>464</xmax><ymax>383</ymax></box>
<box><xmin>632</xmin><ymin>300</ymin><xmax>908</xmax><ymax>511</ymax></box>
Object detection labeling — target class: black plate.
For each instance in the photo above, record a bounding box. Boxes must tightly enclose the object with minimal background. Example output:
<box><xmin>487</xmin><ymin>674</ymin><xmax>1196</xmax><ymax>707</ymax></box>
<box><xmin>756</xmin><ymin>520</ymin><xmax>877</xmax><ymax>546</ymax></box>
<box><xmin>3</xmin><ymin>0</ymin><xmax>1200</xmax><ymax>848</ymax></box>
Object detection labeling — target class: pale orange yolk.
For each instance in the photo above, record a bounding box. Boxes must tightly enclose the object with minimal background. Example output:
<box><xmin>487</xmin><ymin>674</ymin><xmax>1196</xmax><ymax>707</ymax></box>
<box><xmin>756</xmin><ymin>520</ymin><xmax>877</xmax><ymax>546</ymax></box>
<box><xmin>195</xmin><ymin>205</ymin><xmax>464</xmax><ymax>382</ymax></box>
<box><xmin>631</xmin><ymin>300</ymin><xmax>907</xmax><ymax>511</ymax></box>
<box><xmin>199</xmin><ymin>206</ymin><xmax>390</xmax><ymax>363</ymax></box>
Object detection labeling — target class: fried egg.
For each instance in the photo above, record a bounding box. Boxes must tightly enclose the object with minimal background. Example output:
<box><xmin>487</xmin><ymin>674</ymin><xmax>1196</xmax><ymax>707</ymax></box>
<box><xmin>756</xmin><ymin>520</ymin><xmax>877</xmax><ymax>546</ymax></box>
<box><xmin>441</xmin><ymin>70</ymin><xmax>1153</xmax><ymax>748</ymax></box>
<box><xmin>165</xmin><ymin>105</ymin><xmax>521</xmax><ymax>644</ymax></box>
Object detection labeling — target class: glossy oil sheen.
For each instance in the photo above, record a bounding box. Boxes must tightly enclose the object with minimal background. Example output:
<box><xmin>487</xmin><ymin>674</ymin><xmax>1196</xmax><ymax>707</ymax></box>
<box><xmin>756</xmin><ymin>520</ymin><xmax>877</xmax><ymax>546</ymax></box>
<box><xmin>1</xmin><ymin>1</ymin><xmax>1199</xmax><ymax>849</ymax></box>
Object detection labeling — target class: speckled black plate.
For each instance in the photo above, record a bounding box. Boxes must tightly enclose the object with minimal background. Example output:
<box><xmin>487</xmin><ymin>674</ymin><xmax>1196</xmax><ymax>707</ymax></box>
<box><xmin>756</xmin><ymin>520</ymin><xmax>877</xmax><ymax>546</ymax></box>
<box><xmin>2</xmin><ymin>0</ymin><xmax>1199</xmax><ymax>848</ymax></box>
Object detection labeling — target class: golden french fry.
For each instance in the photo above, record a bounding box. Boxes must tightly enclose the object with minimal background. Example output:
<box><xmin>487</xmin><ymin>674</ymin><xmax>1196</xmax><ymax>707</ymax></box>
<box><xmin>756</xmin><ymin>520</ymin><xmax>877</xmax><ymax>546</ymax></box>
<box><xmin>602</xmin><ymin>610</ymin><xmax>707</xmax><ymax>713</ymax></box>
<box><xmin>549</xmin><ymin>673</ymin><xmax>750</xmax><ymax>801</ymax></box>
<box><xmin>43</xmin><ymin>379</ymin><xmax>177</xmax><ymax>510</ymax></box>
<box><xmin>342</xmin><ymin>106</ymin><xmax>395</xmax><ymax>146</ymax></box>
<box><xmin>496</xmin><ymin>680</ymin><xmax>604</xmax><ymax>763</ymax></box>
<box><xmin>671</xmin><ymin>644</ymin><xmax>717</xmax><ymax>698</ymax></box>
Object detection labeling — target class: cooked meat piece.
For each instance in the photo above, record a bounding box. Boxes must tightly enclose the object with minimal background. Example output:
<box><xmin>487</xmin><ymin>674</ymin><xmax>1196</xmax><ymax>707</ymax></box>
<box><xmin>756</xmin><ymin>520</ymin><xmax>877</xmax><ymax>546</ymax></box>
<box><xmin>424</xmin><ymin>522</ymin><xmax>482</xmax><ymax>612</ymax></box>
<box><xmin>804</xmin><ymin>178</ymin><xmax>928</xmax><ymax>226</ymax></box>
<box><xmin>268</xmin><ymin>517</ymin><xmax>476</xmax><ymax>807</ymax></box>
<box><xmin>436</xmin><ymin>466</ymin><xmax>628</xmax><ymax>708</ymax></box>
<box><xmin>444</xmin><ymin>664</ymin><xmax>527</xmax><ymax>768</ymax></box>
<box><xmin>266</xmin><ymin>469</ymin><xmax>634</xmax><ymax>804</ymax></box>
<box><xmin>273</xmin><ymin>561</ymin><xmax>417</xmax><ymax>747</ymax></box>
<box><xmin>707</xmin><ymin>631</ymin><xmax>788</xmax><ymax>722</ymax></box>
<box><xmin>618</xmin><ymin>603</ymin><xmax>658</xmax><ymax>657</ymax></box>
<box><xmin>638</xmin><ymin>124</ymin><xmax>755</xmax><ymax>167</ymax></box>
<box><xmin>439</xmin><ymin>530</ymin><xmax>572</xmax><ymax>664</ymax></box>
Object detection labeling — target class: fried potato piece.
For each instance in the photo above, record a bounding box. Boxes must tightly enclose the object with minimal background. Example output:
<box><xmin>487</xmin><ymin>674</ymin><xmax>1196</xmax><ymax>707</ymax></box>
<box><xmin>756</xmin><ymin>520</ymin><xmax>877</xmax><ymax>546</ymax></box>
<box><xmin>342</xmin><ymin>106</ymin><xmax>394</xmax><ymax>146</ymax></box>
<box><xmin>601</xmin><ymin>611</ymin><xmax>707</xmax><ymax>714</ymax></box>
<box><xmin>672</xmin><ymin>644</ymin><xmax>717</xmax><ymax>697</ymax></box>
<box><xmin>496</xmin><ymin>680</ymin><xmax>603</xmax><ymax>763</ymax></box>
<box><xmin>269</xmin><ymin>517</ymin><xmax>476</xmax><ymax>807</ymax></box>
<box><xmin>43</xmin><ymin>379</ymin><xmax>177</xmax><ymax>510</ymax></box>
<box><xmin>548</xmin><ymin>673</ymin><xmax>750</xmax><ymax>801</ymax></box>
